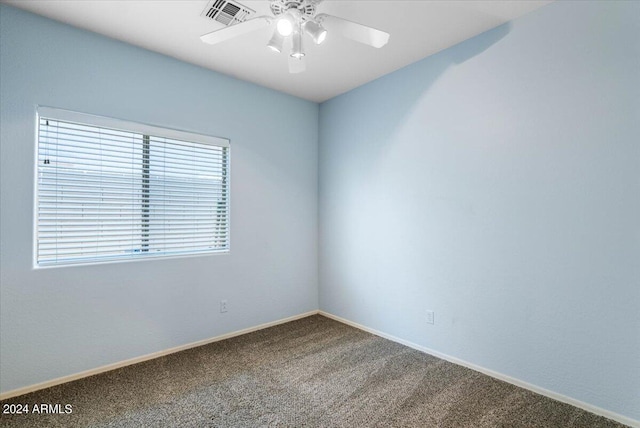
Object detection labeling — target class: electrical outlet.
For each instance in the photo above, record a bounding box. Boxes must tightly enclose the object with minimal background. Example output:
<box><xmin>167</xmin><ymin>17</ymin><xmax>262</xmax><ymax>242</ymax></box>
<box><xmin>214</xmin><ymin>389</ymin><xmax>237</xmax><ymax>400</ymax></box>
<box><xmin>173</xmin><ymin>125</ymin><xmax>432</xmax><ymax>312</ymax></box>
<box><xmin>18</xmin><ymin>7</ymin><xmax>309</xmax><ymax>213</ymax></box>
<box><xmin>220</xmin><ymin>300</ymin><xmax>228</xmax><ymax>313</ymax></box>
<box><xmin>426</xmin><ymin>310</ymin><xmax>435</xmax><ymax>325</ymax></box>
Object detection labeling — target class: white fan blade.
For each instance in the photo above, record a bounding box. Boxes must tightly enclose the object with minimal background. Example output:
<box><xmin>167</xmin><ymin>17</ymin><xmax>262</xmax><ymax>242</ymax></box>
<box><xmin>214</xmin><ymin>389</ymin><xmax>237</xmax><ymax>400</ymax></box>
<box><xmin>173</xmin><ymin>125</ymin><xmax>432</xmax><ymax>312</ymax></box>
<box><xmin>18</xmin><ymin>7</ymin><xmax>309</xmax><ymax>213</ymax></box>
<box><xmin>288</xmin><ymin>55</ymin><xmax>306</xmax><ymax>74</ymax></box>
<box><xmin>201</xmin><ymin>17</ymin><xmax>271</xmax><ymax>45</ymax></box>
<box><xmin>316</xmin><ymin>14</ymin><xmax>389</xmax><ymax>48</ymax></box>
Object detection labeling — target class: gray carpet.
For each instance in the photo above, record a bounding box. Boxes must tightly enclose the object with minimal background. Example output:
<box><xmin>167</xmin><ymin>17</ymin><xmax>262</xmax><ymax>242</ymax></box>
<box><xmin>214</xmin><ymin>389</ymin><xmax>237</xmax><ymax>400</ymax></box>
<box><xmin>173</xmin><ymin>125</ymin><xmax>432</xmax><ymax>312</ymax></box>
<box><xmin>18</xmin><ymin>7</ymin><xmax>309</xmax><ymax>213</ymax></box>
<box><xmin>0</xmin><ymin>315</ymin><xmax>628</xmax><ymax>427</ymax></box>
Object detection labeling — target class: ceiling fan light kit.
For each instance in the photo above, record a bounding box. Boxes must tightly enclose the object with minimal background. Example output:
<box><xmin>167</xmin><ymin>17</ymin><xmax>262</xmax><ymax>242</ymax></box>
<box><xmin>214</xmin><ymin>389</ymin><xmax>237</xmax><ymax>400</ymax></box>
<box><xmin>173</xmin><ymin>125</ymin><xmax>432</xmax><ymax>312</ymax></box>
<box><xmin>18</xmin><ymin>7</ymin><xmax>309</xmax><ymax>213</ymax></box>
<box><xmin>267</xmin><ymin>29</ymin><xmax>285</xmax><ymax>53</ymax></box>
<box><xmin>291</xmin><ymin>28</ymin><xmax>305</xmax><ymax>59</ymax></box>
<box><xmin>200</xmin><ymin>0</ymin><xmax>390</xmax><ymax>74</ymax></box>
<box><xmin>276</xmin><ymin>11</ymin><xmax>296</xmax><ymax>36</ymax></box>
<box><xmin>302</xmin><ymin>20</ymin><xmax>327</xmax><ymax>45</ymax></box>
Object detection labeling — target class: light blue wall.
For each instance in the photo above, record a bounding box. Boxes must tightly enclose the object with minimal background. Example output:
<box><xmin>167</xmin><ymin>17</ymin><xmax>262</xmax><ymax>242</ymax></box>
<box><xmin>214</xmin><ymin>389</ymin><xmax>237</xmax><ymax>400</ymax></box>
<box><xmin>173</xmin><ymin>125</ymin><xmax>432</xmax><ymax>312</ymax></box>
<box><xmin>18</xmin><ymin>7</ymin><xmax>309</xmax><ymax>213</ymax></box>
<box><xmin>319</xmin><ymin>0</ymin><xmax>639</xmax><ymax>422</ymax></box>
<box><xmin>0</xmin><ymin>5</ymin><xmax>318</xmax><ymax>393</ymax></box>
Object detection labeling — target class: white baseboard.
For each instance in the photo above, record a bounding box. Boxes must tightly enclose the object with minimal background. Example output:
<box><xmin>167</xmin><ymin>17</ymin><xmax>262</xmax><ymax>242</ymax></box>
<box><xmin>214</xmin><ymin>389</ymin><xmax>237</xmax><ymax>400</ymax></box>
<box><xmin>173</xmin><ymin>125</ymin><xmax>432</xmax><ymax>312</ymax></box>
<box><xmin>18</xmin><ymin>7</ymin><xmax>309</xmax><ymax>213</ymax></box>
<box><xmin>0</xmin><ymin>310</ymin><xmax>320</xmax><ymax>401</ymax></box>
<box><xmin>319</xmin><ymin>311</ymin><xmax>639</xmax><ymax>428</ymax></box>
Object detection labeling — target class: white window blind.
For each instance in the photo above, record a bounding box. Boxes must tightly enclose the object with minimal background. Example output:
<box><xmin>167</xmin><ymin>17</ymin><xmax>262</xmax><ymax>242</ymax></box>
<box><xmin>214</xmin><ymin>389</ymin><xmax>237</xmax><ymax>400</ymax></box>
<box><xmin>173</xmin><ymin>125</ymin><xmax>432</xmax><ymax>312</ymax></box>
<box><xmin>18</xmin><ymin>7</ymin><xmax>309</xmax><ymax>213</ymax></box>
<box><xmin>36</xmin><ymin>107</ymin><xmax>230</xmax><ymax>267</ymax></box>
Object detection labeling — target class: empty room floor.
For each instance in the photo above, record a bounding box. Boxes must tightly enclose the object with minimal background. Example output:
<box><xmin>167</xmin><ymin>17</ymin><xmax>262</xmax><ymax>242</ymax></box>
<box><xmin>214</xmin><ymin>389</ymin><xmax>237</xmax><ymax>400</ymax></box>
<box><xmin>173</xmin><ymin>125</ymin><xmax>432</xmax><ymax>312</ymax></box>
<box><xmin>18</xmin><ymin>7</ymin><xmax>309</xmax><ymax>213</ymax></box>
<box><xmin>0</xmin><ymin>316</ymin><xmax>627</xmax><ymax>427</ymax></box>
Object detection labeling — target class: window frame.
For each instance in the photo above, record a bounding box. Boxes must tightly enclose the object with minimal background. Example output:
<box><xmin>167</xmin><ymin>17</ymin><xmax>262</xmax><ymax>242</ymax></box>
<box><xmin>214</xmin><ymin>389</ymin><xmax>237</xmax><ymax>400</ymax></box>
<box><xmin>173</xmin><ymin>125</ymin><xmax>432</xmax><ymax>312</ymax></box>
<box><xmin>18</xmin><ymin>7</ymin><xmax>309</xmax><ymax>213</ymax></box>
<box><xmin>33</xmin><ymin>106</ymin><xmax>231</xmax><ymax>269</ymax></box>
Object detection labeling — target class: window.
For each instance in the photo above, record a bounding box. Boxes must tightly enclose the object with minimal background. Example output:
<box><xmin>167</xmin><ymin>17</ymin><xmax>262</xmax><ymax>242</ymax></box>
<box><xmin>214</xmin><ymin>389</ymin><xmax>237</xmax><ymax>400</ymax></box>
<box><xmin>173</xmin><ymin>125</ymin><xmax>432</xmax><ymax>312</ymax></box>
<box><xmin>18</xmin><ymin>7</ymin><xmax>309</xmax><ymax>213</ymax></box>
<box><xmin>35</xmin><ymin>107</ymin><xmax>230</xmax><ymax>267</ymax></box>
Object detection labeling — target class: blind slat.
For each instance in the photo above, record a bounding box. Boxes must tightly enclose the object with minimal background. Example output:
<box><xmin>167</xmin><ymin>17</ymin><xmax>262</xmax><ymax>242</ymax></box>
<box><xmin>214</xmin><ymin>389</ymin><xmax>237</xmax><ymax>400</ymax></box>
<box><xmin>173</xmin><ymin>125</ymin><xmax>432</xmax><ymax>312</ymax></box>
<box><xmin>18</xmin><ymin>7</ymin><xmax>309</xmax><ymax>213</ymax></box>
<box><xmin>39</xmin><ymin>235</ymin><xmax>230</xmax><ymax>247</ymax></box>
<box><xmin>38</xmin><ymin>181</ymin><xmax>228</xmax><ymax>194</ymax></box>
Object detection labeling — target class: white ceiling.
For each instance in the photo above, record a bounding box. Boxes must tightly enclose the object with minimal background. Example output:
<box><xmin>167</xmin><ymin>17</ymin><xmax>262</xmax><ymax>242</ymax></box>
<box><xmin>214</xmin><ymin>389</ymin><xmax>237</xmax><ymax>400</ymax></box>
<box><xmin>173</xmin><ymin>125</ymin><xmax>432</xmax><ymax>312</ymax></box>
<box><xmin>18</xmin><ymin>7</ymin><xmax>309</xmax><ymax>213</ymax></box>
<box><xmin>4</xmin><ymin>0</ymin><xmax>552</xmax><ymax>102</ymax></box>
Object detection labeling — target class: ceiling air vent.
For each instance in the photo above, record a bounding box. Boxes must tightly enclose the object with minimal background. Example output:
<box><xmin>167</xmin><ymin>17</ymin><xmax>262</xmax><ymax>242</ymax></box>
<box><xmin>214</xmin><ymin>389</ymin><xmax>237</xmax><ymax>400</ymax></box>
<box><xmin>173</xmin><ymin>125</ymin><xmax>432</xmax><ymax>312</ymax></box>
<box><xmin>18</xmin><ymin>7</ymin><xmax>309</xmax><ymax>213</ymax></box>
<box><xmin>201</xmin><ymin>0</ymin><xmax>255</xmax><ymax>26</ymax></box>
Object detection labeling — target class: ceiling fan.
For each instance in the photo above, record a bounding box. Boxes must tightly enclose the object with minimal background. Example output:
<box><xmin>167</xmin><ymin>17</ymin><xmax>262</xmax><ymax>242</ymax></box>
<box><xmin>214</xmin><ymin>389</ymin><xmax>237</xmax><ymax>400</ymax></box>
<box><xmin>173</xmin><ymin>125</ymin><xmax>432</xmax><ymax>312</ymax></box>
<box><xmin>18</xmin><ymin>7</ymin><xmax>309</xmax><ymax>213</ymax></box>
<box><xmin>200</xmin><ymin>0</ymin><xmax>390</xmax><ymax>74</ymax></box>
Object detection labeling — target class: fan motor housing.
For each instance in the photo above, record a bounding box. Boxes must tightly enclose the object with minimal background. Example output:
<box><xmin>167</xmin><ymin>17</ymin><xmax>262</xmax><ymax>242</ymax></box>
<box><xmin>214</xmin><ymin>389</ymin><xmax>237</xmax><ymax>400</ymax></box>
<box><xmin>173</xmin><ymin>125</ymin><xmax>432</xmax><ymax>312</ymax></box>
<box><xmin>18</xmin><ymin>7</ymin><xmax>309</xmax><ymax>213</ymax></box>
<box><xmin>270</xmin><ymin>0</ymin><xmax>317</xmax><ymax>19</ymax></box>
